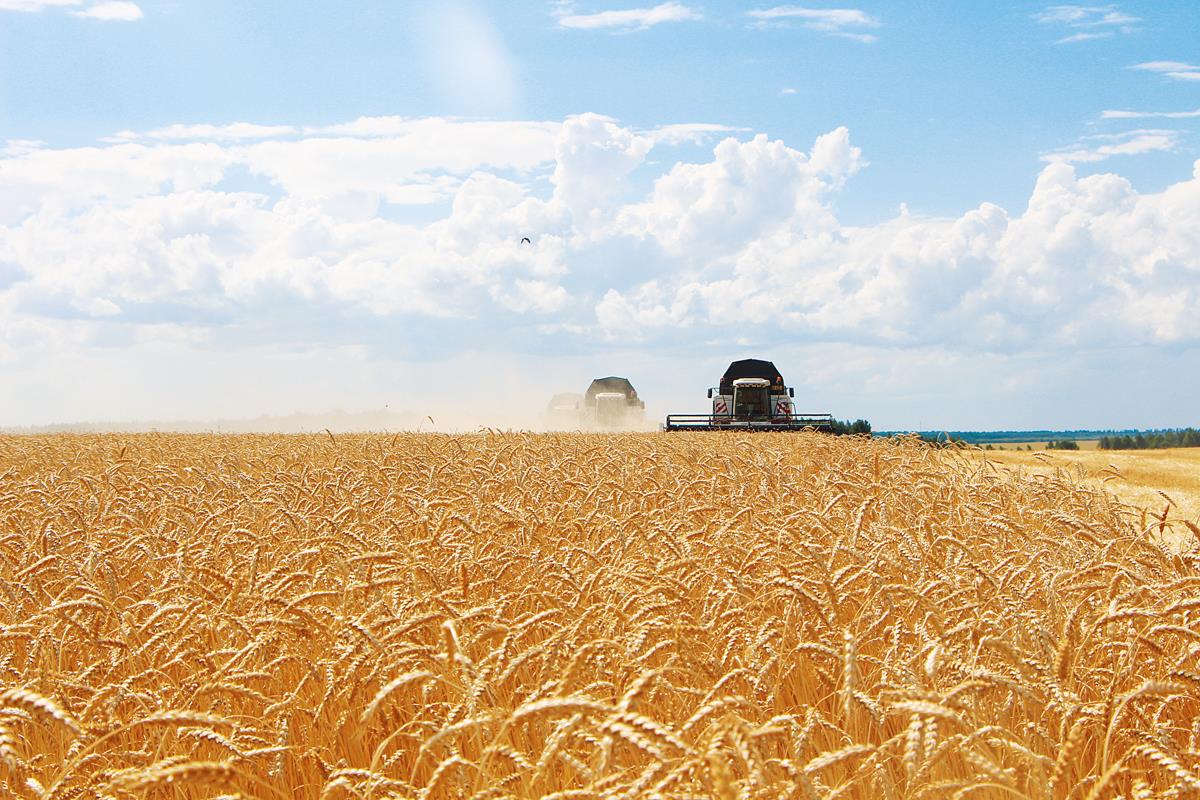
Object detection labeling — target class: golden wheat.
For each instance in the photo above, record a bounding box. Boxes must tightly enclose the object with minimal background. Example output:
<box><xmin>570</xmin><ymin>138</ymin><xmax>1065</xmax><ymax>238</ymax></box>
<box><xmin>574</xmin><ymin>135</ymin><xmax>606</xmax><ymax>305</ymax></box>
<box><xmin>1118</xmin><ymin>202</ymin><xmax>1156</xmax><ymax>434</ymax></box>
<box><xmin>0</xmin><ymin>431</ymin><xmax>1197</xmax><ymax>799</ymax></box>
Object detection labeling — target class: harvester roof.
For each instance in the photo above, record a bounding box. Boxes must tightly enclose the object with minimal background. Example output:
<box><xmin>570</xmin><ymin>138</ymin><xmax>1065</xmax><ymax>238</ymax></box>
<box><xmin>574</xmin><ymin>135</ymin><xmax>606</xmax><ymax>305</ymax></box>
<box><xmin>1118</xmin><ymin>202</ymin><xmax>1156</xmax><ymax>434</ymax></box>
<box><xmin>584</xmin><ymin>376</ymin><xmax>638</xmax><ymax>405</ymax></box>
<box><xmin>720</xmin><ymin>359</ymin><xmax>785</xmax><ymax>392</ymax></box>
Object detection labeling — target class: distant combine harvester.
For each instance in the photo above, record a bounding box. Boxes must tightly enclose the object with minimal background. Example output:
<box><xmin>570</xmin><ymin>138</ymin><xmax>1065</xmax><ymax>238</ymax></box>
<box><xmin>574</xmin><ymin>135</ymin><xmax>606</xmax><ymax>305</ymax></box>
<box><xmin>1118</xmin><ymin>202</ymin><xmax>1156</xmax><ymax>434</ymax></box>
<box><xmin>543</xmin><ymin>376</ymin><xmax>646</xmax><ymax>431</ymax></box>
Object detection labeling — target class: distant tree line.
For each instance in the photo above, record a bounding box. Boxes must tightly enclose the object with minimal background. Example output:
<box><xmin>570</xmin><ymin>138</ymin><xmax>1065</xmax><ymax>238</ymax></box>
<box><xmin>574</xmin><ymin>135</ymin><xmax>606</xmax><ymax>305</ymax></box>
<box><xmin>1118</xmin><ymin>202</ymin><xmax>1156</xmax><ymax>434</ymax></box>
<box><xmin>880</xmin><ymin>429</ymin><xmax>1103</xmax><ymax>444</ymax></box>
<box><xmin>918</xmin><ymin>433</ymin><xmax>968</xmax><ymax>447</ymax></box>
<box><xmin>831</xmin><ymin>419</ymin><xmax>872</xmax><ymax>436</ymax></box>
<box><xmin>1046</xmin><ymin>439</ymin><xmax>1080</xmax><ymax>450</ymax></box>
<box><xmin>1099</xmin><ymin>428</ymin><xmax>1200</xmax><ymax>450</ymax></box>
<box><xmin>875</xmin><ymin>428</ymin><xmax>1191</xmax><ymax>445</ymax></box>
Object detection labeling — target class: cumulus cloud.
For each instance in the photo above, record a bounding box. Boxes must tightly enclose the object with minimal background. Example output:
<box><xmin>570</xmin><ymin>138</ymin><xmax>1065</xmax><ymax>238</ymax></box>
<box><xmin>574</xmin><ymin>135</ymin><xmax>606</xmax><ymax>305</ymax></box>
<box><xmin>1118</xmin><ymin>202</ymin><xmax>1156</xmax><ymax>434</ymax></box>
<box><xmin>555</xmin><ymin>2</ymin><xmax>700</xmax><ymax>32</ymax></box>
<box><xmin>601</xmin><ymin>158</ymin><xmax>1200</xmax><ymax>352</ymax></box>
<box><xmin>1131</xmin><ymin>61</ymin><xmax>1200</xmax><ymax>82</ymax></box>
<box><xmin>550</xmin><ymin>114</ymin><xmax>654</xmax><ymax>220</ymax></box>
<box><xmin>2</xmin><ymin>114</ymin><xmax>1200</xmax><ymax>426</ymax></box>
<box><xmin>1041</xmin><ymin>129</ymin><xmax>1180</xmax><ymax>163</ymax></box>
<box><xmin>748</xmin><ymin>6</ymin><xmax>880</xmax><ymax>42</ymax></box>
<box><xmin>1034</xmin><ymin>4</ymin><xmax>1138</xmax><ymax>43</ymax></box>
<box><xmin>616</xmin><ymin>128</ymin><xmax>863</xmax><ymax>257</ymax></box>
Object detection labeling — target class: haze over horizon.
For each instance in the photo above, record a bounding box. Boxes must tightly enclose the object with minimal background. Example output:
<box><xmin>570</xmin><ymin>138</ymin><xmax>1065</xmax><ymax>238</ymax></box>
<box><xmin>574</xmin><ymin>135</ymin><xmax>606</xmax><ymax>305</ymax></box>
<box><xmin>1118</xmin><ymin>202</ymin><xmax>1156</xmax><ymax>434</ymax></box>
<box><xmin>1</xmin><ymin>1</ymin><xmax>1197</xmax><ymax>431</ymax></box>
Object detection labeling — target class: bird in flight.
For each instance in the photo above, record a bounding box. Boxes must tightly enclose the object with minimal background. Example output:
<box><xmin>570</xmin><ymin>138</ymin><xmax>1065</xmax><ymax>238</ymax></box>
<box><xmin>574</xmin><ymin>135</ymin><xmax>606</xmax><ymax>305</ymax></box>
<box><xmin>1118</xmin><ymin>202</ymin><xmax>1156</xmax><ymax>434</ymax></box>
<box><xmin>520</xmin><ymin>237</ymin><xmax>531</xmax><ymax>245</ymax></box>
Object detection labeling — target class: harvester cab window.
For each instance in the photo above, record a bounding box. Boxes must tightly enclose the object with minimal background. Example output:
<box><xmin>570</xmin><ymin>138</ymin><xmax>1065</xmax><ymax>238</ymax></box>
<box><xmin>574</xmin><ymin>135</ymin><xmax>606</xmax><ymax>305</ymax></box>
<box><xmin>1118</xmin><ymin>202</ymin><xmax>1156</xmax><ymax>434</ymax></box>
<box><xmin>734</xmin><ymin>387</ymin><xmax>769</xmax><ymax>417</ymax></box>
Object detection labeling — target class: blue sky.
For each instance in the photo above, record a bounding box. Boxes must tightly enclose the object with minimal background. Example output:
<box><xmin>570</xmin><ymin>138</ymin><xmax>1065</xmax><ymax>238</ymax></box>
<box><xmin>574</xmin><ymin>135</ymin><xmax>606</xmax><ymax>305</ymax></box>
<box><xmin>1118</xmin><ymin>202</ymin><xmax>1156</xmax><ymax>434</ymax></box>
<box><xmin>5</xmin><ymin>1</ymin><xmax>1198</xmax><ymax>218</ymax></box>
<box><xmin>1</xmin><ymin>1</ymin><xmax>1198</xmax><ymax>429</ymax></box>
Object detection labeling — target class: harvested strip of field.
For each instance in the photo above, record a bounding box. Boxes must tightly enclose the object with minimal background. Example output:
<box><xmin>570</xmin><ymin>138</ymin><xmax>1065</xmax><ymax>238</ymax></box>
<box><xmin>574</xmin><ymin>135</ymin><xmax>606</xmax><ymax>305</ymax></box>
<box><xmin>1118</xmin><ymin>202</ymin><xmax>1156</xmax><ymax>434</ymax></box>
<box><xmin>984</xmin><ymin>447</ymin><xmax>1200</xmax><ymax>544</ymax></box>
<box><xmin>1</xmin><ymin>432</ymin><xmax>1198</xmax><ymax>799</ymax></box>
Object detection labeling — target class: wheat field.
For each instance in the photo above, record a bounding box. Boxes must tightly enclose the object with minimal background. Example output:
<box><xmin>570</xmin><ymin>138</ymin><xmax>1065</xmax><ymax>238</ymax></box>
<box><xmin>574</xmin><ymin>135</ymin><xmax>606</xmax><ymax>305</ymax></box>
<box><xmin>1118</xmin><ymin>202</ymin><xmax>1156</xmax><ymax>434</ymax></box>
<box><xmin>1</xmin><ymin>432</ymin><xmax>1199</xmax><ymax>800</ymax></box>
<box><xmin>982</xmin><ymin>448</ymin><xmax>1200</xmax><ymax>544</ymax></box>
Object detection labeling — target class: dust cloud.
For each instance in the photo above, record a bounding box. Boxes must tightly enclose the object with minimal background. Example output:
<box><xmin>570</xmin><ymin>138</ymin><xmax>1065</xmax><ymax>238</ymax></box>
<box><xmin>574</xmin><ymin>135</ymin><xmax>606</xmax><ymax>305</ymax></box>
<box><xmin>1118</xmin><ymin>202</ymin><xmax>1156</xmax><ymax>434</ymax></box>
<box><xmin>0</xmin><ymin>348</ymin><xmax>743</xmax><ymax>433</ymax></box>
<box><xmin>1</xmin><ymin>369</ymin><xmax>664</xmax><ymax>434</ymax></box>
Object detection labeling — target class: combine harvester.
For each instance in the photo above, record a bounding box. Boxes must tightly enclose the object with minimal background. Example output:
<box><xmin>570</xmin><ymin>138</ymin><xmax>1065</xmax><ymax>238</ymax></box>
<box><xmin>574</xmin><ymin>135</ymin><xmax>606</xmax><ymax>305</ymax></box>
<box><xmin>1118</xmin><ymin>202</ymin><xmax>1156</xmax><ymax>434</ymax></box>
<box><xmin>664</xmin><ymin>359</ymin><xmax>833</xmax><ymax>432</ymax></box>
<box><xmin>543</xmin><ymin>377</ymin><xmax>646</xmax><ymax>430</ymax></box>
<box><xmin>583</xmin><ymin>376</ymin><xmax>646</xmax><ymax>430</ymax></box>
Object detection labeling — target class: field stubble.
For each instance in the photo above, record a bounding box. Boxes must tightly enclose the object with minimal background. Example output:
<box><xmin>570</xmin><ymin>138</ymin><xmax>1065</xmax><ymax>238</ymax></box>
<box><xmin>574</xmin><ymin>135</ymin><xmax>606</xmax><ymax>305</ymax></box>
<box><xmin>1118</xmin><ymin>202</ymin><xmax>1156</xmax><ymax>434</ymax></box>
<box><xmin>1</xmin><ymin>432</ymin><xmax>1199</xmax><ymax>799</ymax></box>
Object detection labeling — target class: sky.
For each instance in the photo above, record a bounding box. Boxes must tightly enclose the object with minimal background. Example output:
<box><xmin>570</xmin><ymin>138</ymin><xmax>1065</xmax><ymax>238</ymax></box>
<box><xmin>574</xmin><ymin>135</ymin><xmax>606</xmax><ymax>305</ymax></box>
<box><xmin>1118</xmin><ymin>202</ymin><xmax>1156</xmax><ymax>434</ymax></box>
<box><xmin>0</xmin><ymin>0</ymin><xmax>1198</xmax><ymax>430</ymax></box>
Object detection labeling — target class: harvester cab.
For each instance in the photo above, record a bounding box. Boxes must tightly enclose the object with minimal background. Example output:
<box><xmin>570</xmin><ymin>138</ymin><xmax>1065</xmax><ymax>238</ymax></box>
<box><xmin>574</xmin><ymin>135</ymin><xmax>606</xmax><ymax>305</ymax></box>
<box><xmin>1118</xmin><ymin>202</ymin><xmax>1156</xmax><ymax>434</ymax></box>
<box><xmin>666</xmin><ymin>359</ymin><xmax>833</xmax><ymax>431</ymax></box>
<box><xmin>728</xmin><ymin>378</ymin><xmax>773</xmax><ymax>418</ymax></box>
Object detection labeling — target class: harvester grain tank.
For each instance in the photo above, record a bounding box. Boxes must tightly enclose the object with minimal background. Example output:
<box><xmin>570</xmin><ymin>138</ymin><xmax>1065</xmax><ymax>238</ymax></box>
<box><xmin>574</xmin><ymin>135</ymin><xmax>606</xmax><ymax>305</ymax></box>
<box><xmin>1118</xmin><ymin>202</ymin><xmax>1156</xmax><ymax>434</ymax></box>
<box><xmin>664</xmin><ymin>359</ymin><xmax>833</xmax><ymax>431</ymax></box>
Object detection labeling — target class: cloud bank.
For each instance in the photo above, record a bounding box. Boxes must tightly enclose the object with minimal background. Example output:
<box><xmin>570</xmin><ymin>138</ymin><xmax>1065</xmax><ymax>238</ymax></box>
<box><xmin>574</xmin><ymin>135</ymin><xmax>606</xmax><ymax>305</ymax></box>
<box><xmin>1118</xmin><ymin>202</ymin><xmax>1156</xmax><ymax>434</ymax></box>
<box><xmin>1</xmin><ymin>114</ymin><xmax>1198</xmax><ymax>426</ymax></box>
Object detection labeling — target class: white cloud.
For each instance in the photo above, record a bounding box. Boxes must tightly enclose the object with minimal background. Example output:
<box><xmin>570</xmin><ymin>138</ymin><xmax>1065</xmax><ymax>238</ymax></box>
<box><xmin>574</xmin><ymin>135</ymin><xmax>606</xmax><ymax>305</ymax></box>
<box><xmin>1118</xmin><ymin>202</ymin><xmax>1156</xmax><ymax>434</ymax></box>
<box><xmin>0</xmin><ymin>0</ymin><xmax>81</xmax><ymax>10</ymax></box>
<box><xmin>310</xmin><ymin>117</ymin><xmax>419</xmax><ymax>138</ymax></box>
<box><xmin>616</xmin><ymin>128</ymin><xmax>863</xmax><ymax>256</ymax></box>
<box><xmin>0</xmin><ymin>0</ymin><xmax>143</xmax><ymax>19</ymax></box>
<box><xmin>72</xmin><ymin>1</ymin><xmax>140</xmax><ymax>20</ymax></box>
<box><xmin>1132</xmin><ymin>61</ymin><xmax>1199</xmax><ymax>71</ymax></box>
<box><xmin>2</xmin><ymin>140</ymin><xmax>47</xmax><ymax>157</ymax></box>
<box><xmin>550</xmin><ymin>114</ymin><xmax>654</xmax><ymax>220</ymax></box>
<box><xmin>643</xmin><ymin>123</ymin><xmax>748</xmax><ymax>146</ymax></box>
<box><xmin>748</xmin><ymin>6</ymin><xmax>881</xmax><ymax>42</ymax></box>
<box><xmin>555</xmin><ymin>2</ymin><xmax>700</xmax><ymax>31</ymax></box>
<box><xmin>780</xmin><ymin>87</ymin><xmax>798</xmax><ymax>96</ymax></box>
<box><xmin>3</xmin><ymin>115</ymin><xmax>1200</xmax><ymax>426</ymax></box>
<box><xmin>82</xmin><ymin>297</ymin><xmax>121</xmax><ymax>316</ymax></box>
<box><xmin>1034</xmin><ymin>4</ymin><xmax>1138</xmax><ymax>43</ymax></box>
<box><xmin>1034</xmin><ymin>5</ymin><xmax>1138</xmax><ymax>26</ymax></box>
<box><xmin>1056</xmin><ymin>31</ymin><xmax>1110</xmax><ymax>43</ymax></box>
<box><xmin>0</xmin><ymin>142</ymin><xmax>233</xmax><ymax>221</ymax></box>
<box><xmin>111</xmin><ymin>123</ymin><xmax>298</xmax><ymax>142</ymax></box>
<box><xmin>1099</xmin><ymin>107</ymin><xmax>1200</xmax><ymax>118</ymax></box>
<box><xmin>1101</xmin><ymin>108</ymin><xmax>1200</xmax><ymax>120</ymax></box>
<box><xmin>1041</xmin><ymin>129</ymin><xmax>1181</xmax><ymax>164</ymax></box>
<box><xmin>601</xmin><ymin>157</ymin><xmax>1200</xmax><ymax>353</ymax></box>
<box><xmin>1131</xmin><ymin>61</ymin><xmax>1200</xmax><ymax>82</ymax></box>
<box><xmin>239</xmin><ymin>119</ymin><xmax>561</xmax><ymax>207</ymax></box>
